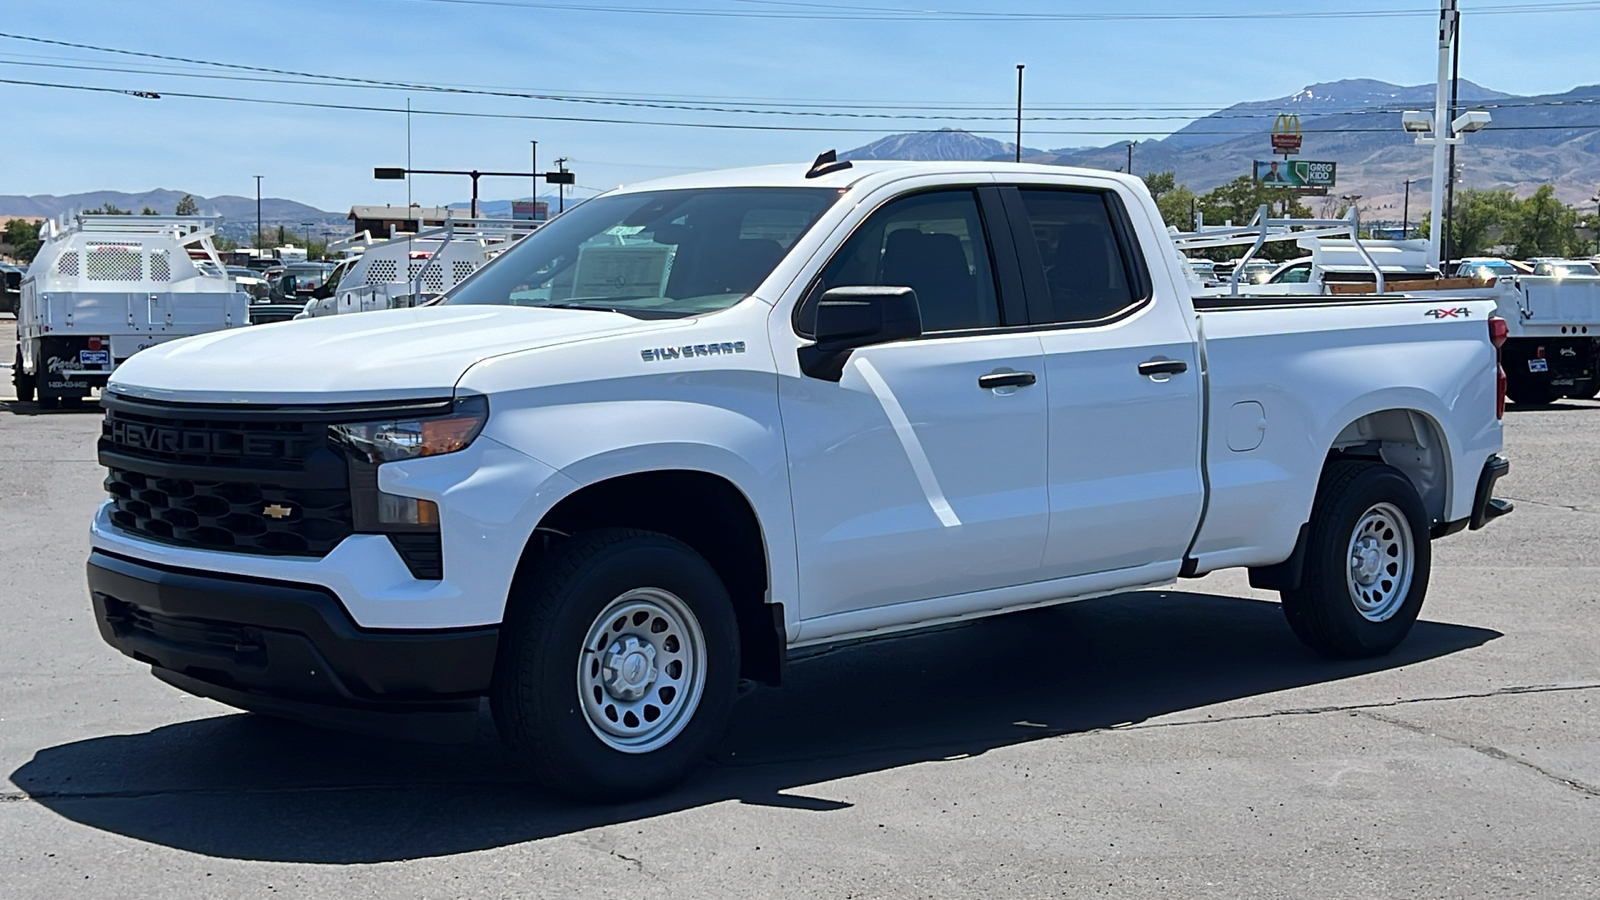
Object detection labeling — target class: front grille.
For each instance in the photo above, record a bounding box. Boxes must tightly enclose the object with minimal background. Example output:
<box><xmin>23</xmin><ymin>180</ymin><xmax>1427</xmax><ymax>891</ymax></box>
<box><xmin>105</xmin><ymin>468</ymin><xmax>353</xmax><ymax>555</ymax></box>
<box><xmin>101</xmin><ymin>403</ymin><xmax>355</xmax><ymax>557</ymax></box>
<box><xmin>103</xmin><ymin>408</ymin><xmax>324</xmax><ymax>472</ymax></box>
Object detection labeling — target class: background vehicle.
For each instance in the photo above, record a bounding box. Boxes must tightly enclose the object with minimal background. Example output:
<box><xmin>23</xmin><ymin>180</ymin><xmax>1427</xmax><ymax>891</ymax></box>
<box><xmin>88</xmin><ymin>161</ymin><xmax>1510</xmax><ymax>800</ymax></box>
<box><xmin>0</xmin><ymin>262</ymin><xmax>21</xmax><ymax>314</ymax></box>
<box><xmin>227</xmin><ymin>265</ymin><xmax>270</xmax><ymax>302</ymax></box>
<box><xmin>14</xmin><ymin>214</ymin><xmax>247</xmax><ymax>408</ymax></box>
<box><xmin>297</xmin><ymin>219</ymin><xmax>534</xmax><ymax>318</ymax></box>
<box><xmin>1530</xmin><ymin>259</ymin><xmax>1600</xmax><ymax>279</ymax></box>
<box><xmin>1454</xmin><ymin>257</ymin><xmax>1519</xmax><ymax>280</ymax></box>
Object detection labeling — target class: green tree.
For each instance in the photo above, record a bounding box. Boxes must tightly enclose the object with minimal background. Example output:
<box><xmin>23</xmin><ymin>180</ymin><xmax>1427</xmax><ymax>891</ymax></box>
<box><xmin>140</xmin><ymin>206</ymin><xmax>159</xmax><ymax>215</ymax></box>
<box><xmin>83</xmin><ymin>203</ymin><xmax>130</xmax><ymax>215</ymax></box>
<box><xmin>174</xmin><ymin>193</ymin><xmax>199</xmax><ymax>216</ymax></box>
<box><xmin>1418</xmin><ymin>188</ymin><xmax>1517</xmax><ymax>257</ymax></box>
<box><xmin>1505</xmin><ymin>185</ymin><xmax>1582</xmax><ymax>258</ymax></box>
<box><xmin>1143</xmin><ymin>171</ymin><xmax>1197</xmax><ymax>231</ymax></box>
<box><xmin>1195</xmin><ymin>176</ymin><xmax>1311</xmax><ymax>261</ymax></box>
<box><xmin>3</xmin><ymin>218</ymin><xmax>43</xmax><ymax>262</ymax></box>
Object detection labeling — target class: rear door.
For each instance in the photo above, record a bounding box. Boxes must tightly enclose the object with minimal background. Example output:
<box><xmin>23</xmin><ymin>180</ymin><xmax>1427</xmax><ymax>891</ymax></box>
<box><xmin>999</xmin><ymin>184</ymin><xmax>1206</xmax><ymax>580</ymax></box>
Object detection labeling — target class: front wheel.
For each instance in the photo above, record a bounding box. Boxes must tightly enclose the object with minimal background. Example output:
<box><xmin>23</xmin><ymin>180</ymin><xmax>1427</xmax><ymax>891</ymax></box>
<box><xmin>1280</xmin><ymin>461</ymin><xmax>1432</xmax><ymax>658</ymax></box>
<box><xmin>491</xmin><ymin>528</ymin><xmax>739</xmax><ymax>801</ymax></box>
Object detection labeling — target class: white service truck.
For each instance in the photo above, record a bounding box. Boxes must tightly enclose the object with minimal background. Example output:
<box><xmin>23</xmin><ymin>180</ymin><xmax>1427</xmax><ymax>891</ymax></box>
<box><xmin>296</xmin><ymin>219</ymin><xmax>533</xmax><ymax>318</ymax></box>
<box><xmin>12</xmin><ymin>215</ymin><xmax>247</xmax><ymax>408</ymax></box>
<box><xmin>87</xmin><ymin>159</ymin><xmax>1511</xmax><ymax>800</ymax></box>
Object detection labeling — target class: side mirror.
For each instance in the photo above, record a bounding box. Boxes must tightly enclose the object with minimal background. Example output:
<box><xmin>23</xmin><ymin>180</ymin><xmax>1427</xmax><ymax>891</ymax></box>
<box><xmin>798</xmin><ymin>285</ymin><xmax>922</xmax><ymax>381</ymax></box>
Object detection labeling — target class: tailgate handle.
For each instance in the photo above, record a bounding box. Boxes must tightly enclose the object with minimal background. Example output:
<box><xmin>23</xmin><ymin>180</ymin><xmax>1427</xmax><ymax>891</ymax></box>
<box><xmin>978</xmin><ymin>371</ymin><xmax>1037</xmax><ymax>390</ymax></box>
<box><xmin>1138</xmin><ymin>359</ymin><xmax>1188</xmax><ymax>377</ymax></box>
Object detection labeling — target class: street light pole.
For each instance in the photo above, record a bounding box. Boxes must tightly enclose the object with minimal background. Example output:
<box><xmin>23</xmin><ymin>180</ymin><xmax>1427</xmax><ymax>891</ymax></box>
<box><xmin>1593</xmin><ymin>193</ymin><xmax>1600</xmax><ymax>255</ymax></box>
<box><xmin>555</xmin><ymin>158</ymin><xmax>568</xmax><ymax>213</ymax></box>
<box><xmin>253</xmin><ymin>175</ymin><xmax>263</xmax><ymax>254</ymax></box>
<box><xmin>1402</xmin><ymin>179</ymin><xmax>1413</xmax><ymax>238</ymax></box>
<box><xmin>1014</xmin><ymin>64</ymin><xmax>1024</xmax><ymax>163</ymax></box>
<box><xmin>1127</xmin><ymin>141</ymin><xmax>1135</xmax><ymax>175</ymax></box>
<box><xmin>1426</xmin><ymin>1</ymin><xmax>1457</xmax><ymax>269</ymax></box>
<box><xmin>530</xmin><ymin>140</ymin><xmax>538</xmax><ymax>212</ymax></box>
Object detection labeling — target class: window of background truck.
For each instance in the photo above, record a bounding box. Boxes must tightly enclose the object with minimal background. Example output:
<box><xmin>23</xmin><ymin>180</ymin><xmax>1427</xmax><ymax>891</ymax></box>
<box><xmin>796</xmin><ymin>189</ymin><xmax>1002</xmax><ymax>335</ymax></box>
<box><xmin>1015</xmin><ymin>188</ymin><xmax>1146</xmax><ymax>325</ymax></box>
<box><xmin>445</xmin><ymin>187</ymin><xmax>838</xmax><ymax>317</ymax></box>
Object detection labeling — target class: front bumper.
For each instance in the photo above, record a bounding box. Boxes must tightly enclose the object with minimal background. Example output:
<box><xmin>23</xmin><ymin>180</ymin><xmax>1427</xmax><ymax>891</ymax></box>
<box><xmin>88</xmin><ymin>550</ymin><xmax>497</xmax><ymax>741</ymax></box>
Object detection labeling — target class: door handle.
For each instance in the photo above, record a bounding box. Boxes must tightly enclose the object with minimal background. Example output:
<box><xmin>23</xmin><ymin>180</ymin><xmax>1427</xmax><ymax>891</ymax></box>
<box><xmin>1138</xmin><ymin>359</ymin><xmax>1188</xmax><ymax>377</ymax></box>
<box><xmin>979</xmin><ymin>371</ymin><xmax>1037</xmax><ymax>390</ymax></box>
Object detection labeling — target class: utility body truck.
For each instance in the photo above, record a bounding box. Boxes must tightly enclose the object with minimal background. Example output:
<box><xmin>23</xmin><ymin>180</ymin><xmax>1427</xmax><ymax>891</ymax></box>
<box><xmin>88</xmin><ymin>160</ymin><xmax>1511</xmax><ymax>800</ymax></box>
<box><xmin>13</xmin><ymin>215</ymin><xmax>247</xmax><ymax>408</ymax></box>
<box><xmin>296</xmin><ymin>219</ymin><xmax>533</xmax><ymax>319</ymax></box>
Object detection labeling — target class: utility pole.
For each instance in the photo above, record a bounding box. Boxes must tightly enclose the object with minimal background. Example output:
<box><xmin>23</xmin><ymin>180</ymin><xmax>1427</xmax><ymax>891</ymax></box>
<box><xmin>1402</xmin><ymin>179</ymin><xmax>1413</xmax><ymax>238</ymax></box>
<box><xmin>1427</xmin><ymin>1</ymin><xmax>1457</xmax><ymax>269</ymax></box>
<box><xmin>1014</xmin><ymin>64</ymin><xmax>1025</xmax><ymax>163</ymax></box>
<box><xmin>1444</xmin><ymin>9</ymin><xmax>1463</xmax><ymax>266</ymax></box>
<box><xmin>530</xmin><ymin>140</ymin><xmax>538</xmax><ymax>214</ymax></box>
<box><xmin>555</xmin><ymin>158</ymin><xmax>569</xmax><ymax>213</ymax></box>
<box><xmin>253</xmin><ymin>175</ymin><xmax>263</xmax><ymax>253</ymax></box>
<box><xmin>1127</xmin><ymin>141</ymin><xmax>1135</xmax><ymax>175</ymax></box>
<box><xmin>1593</xmin><ymin>193</ymin><xmax>1600</xmax><ymax>255</ymax></box>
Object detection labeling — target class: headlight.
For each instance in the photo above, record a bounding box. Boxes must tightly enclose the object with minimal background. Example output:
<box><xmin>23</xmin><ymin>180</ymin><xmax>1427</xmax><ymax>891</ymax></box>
<box><xmin>330</xmin><ymin>395</ymin><xmax>489</xmax><ymax>464</ymax></box>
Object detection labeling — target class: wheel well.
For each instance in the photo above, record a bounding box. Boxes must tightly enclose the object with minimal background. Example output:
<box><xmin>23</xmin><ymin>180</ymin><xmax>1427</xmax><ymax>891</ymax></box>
<box><xmin>1329</xmin><ymin>409</ymin><xmax>1449</xmax><ymax>528</ymax></box>
<box><xmin>516</xmin><ymin>470</ymin><xmax>783</xmax><ymax>685</ymax></box>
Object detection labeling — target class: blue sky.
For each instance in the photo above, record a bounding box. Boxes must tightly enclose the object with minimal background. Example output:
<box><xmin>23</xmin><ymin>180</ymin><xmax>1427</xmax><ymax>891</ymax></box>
<box><xmin>1</xmin><ymin>0</ymin><xmax>1596</xmax><ymax>212</ymax></box>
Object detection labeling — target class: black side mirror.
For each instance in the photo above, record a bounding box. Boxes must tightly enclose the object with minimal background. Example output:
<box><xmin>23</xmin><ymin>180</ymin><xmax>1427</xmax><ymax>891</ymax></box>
<box><xmin>798</xmin><ymin>285</ymin><xmax>922</xmax><ymax>381</ymax></box>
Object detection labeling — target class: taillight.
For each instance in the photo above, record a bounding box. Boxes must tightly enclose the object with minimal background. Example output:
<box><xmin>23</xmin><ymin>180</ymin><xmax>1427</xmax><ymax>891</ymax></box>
<box><xmin>1489</xmin><ymin>316</ymin><xmax>1507</xmax><ymax>420</ymax></box>
<box><xmin>86</xmin><ymin>335</ymin><xmax>103</xmax><ymax>351</ymax></box>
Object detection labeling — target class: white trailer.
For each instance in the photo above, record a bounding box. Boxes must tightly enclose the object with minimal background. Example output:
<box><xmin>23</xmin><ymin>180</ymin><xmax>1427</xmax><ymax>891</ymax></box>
<box><xmin>12</xmin><ymin>215</ymin><xmax>248</xmax><ymax>408</ymax></box>
<box><xmin>298</xmin><ymin>219</ymin><xmax>535</xmax><ymax>318</ymax></box>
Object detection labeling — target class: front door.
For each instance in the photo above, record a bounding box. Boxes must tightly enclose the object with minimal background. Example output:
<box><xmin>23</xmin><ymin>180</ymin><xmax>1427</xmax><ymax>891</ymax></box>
<box><xmin>781</xmin><ymin>188</ymin><xmax>1049</xmax><ymax>619</ymax></box>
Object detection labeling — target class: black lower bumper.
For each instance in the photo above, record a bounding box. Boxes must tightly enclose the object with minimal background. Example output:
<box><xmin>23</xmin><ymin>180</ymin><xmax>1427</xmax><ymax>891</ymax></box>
<box><xmin>87</xmin><ymin>550</ymin><xmax>497</xmax><ymax>742</ymax></box>
<box><xmin>1470</xmin><ymin>454</ymin><xmax>1513</xmax><ymax>530</ymax></box>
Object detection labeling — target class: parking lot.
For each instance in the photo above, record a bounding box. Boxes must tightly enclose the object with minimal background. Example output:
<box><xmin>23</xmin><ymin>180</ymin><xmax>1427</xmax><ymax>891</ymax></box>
<box><xmin>2</xmin><ymin>312</ymin><xmax>1597</xmax><ymax>899</ymax></box>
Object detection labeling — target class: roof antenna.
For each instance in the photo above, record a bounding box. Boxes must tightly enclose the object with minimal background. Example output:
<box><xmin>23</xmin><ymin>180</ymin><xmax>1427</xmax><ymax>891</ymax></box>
<box><xmin>805</xmin><ymin>149</ymin><xmax>853</xmax><ymax>179</ymax></box>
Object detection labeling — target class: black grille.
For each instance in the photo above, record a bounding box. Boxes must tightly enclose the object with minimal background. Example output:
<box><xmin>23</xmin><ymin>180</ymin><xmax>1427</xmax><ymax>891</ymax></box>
<box><xmin>102</xmin><ymin>408</ymin><xmax>323</xmax><ymax>472</ymax></box>
<box><xmin>100</xmin><ymin>403</ymin><xmax>356</xmax><ymax>557</ymax></box>
<box><xmin>106</xmin><ymin>468</ymin><xmax>353</xmax><ymax>555</ymax></box>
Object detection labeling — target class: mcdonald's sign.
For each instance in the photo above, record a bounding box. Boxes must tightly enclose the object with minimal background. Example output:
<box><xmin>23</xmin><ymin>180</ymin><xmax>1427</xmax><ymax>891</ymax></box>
<box><xmin>1271</xmin><ymin>114</ymin><xmax>1303</xmax><ymax>154</ymax></box>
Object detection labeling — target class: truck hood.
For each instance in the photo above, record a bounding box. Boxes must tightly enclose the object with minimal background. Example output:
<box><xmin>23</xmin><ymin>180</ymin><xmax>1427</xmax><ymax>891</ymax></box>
<box><xmin>108</xmin><ymin>305</ymin><xmax>678</xmax><ymax>405</ymax></box>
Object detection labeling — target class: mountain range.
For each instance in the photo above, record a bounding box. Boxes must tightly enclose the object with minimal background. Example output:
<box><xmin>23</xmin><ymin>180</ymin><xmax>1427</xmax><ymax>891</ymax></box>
<box><xmin>838</xmin><ymin>78</ymin><xmax>1600</xmax><ymax>224</ymax></box>
<box><xmin>0</xmin><ymin>189</ymin><xmax>341</xmax><ymax>225</ymax></box>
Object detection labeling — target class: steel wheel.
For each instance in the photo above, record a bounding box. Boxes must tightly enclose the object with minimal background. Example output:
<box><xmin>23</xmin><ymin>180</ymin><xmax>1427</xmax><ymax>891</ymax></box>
<box><xmin>577</xmin><ymin>587</ymin><xmax>707</xmax><ymax>754</ymax></box>
<box><xmin>1344</xmin><ymin>501</ymin><xmax>1414</xmax><ymax>623</ymax></box>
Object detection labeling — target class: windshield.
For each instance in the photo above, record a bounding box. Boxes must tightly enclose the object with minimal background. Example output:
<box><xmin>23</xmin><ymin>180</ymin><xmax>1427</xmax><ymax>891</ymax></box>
<box><xmin>445</xmin><ymin>187</ymin><xmax>839</xmax><ymax>317</ymax></box>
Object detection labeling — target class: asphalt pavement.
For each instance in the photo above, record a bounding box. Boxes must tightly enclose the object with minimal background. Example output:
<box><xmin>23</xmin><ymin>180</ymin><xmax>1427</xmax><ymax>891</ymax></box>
<box><xmin>2</xmin><ymin>313</ymin><xmax>1597</xmax><ymax>898</ymax></box>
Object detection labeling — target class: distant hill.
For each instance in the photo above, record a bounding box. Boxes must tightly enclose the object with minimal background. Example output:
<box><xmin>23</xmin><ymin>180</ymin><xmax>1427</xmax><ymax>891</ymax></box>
<box><xmin>0</xmin><ymin>189</ymin><xmax>341</xmax><ymax>224</ymax></box>
<box><xmin>839</xmin><ymin>78</ymin><xmax>1600</xmax><ymax>222</ymax></box>
<box><xmin>841</xmin><ymin>128</ymin><xmax>1044</xmax><ymax>162</ymax></box>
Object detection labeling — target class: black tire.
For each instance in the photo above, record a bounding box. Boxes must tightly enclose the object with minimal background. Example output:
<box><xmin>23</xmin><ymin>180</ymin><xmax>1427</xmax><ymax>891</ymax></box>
<box><xmin>13</xmin><ymin>346</ymin><xmax>33</xmax><ymax>403</ymax></box>
<box><xmin>491</xmin><ymin>527</ymin><xmax>739</xmax><ymax>802</ymax></box>
<box><xmin>1280</xmin><ymin>460</ymin><xmax>1432</xmax><ymax>658</ymax></box>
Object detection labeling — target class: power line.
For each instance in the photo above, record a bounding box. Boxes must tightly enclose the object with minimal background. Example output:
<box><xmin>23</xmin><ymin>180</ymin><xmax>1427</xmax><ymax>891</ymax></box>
<box><xmin>366</xmin><ymin>0</ymin><xmax>1600</xmax><ymax>21</ymax></box>
<box><xmin>5</xmin><ymin>74</ymin><xmax>1600</xmax><ymax>138</ymax></box>
<box><xmin>0</xmin><ymin>42</ymin><xmax>1596</xmax><ymax>124</ymax></box>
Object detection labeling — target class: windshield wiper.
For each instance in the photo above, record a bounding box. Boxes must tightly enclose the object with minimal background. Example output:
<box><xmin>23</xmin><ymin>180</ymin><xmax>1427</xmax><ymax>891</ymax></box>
<box><xmin>535</xmin><ymin>301</ymin><xmax>687</xmax><ymax>319</ymax></box>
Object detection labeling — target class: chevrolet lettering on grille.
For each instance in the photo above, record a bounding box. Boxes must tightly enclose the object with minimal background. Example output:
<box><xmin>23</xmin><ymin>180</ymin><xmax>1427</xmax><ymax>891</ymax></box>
<box><xmin>108</xmin><ymin>420</ymin><xmax>311</xmax><ymax>459</ymax></box>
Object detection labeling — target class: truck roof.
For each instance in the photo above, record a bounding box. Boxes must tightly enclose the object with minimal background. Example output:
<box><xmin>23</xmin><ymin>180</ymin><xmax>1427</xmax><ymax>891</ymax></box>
<box><xmin>608</xmin><ymin>160</ymin><xmax>1144</xmax><ymax>195</ymax></box>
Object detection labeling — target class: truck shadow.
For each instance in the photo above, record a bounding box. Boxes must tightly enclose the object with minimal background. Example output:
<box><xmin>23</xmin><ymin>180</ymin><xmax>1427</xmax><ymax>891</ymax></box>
<box><xmin>10</xmin><ymin>590</ymin><xmax>1499</xmax><ymax>863</ymax></box>
<box><xmin>0</xmin><ymin>398</ymin><xmax>103</xmax><ymax>416</ymax></box>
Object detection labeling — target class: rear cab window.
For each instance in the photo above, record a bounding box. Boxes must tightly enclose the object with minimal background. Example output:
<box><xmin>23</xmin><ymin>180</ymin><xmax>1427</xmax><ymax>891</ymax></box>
<box><xmin>1006</xmin><ymin>186</ymin><xmax>1152</xmax><ymax>327</ymax></box>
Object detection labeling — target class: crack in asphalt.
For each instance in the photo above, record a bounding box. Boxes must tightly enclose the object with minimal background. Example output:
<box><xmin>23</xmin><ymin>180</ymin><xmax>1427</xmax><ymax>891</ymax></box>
<box><xmin>1499</xmin><ymin>494</ymin><xmax>1600</xmax><ymax>515</ymax></box>
<box><xmin>3</xmin><ymin>681</ymin><xmax>1597</xmax><ymax>804</ymax></box>
<box><xmin>1358</xmin><ymin>709</ymin><xmax>1600</xmax><ymax>799</ymax></box>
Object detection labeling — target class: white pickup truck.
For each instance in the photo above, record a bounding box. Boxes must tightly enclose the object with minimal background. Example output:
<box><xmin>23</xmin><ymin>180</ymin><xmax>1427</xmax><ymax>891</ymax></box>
<box><xmin>87</xmin><ymin>158</ymin><xmax>1512</xmax><ymax>801</ymax></box>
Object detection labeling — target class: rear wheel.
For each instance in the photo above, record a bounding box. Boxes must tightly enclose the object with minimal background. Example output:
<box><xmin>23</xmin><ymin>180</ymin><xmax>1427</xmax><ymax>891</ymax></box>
<box><xmin>1280</xmin><ymin>460</ymin><xmax>1432</xmax><ymax>658</ymax></box>
<box><xmin>491</xmin><ymin>528</ymin><xmax>739</xmax><ymax>801</ymax></box>
<box><xmin>13</xmin><ymin>346</ymin><xmax>33</xmax><ymax>403</ymax></box>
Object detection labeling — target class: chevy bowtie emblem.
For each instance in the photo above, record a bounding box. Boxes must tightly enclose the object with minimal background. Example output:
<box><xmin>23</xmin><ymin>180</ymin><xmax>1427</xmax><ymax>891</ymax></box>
<box><xmin>262</xmin><ymin>504</ymin><xmax>294</xmax><ymax>519</ymax></box>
